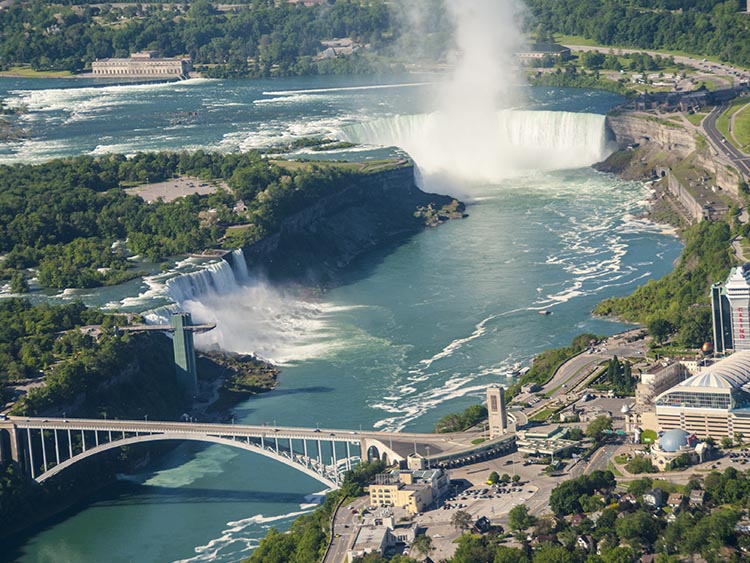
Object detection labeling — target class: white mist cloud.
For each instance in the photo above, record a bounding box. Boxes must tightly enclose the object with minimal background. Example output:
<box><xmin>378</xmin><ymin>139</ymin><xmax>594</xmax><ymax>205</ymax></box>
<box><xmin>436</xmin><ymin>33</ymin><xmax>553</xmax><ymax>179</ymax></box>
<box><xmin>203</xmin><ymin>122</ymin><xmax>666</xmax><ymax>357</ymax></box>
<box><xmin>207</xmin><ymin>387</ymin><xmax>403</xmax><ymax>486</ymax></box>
<box><xmin>341</xmin><ymin>0</ymin><xmax>612</xmax><ymax>187</ymax></box>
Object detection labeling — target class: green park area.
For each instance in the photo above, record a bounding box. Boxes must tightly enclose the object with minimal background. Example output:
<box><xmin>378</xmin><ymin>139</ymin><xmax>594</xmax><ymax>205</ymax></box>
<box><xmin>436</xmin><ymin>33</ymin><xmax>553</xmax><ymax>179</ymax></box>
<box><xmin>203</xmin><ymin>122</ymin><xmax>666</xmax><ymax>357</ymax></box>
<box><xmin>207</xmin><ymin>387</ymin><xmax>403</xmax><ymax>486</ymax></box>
<box><xmin>717</xmin><ymin>99</ymin><xmax>750</xmax><ymax>154</ymax></box>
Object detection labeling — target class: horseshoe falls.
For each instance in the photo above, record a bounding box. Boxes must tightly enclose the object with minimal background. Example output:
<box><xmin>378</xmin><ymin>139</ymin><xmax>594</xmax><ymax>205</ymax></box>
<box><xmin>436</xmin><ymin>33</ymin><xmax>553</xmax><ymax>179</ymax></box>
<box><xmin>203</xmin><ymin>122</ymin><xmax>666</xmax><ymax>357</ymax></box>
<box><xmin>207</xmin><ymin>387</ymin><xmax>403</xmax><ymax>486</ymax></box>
<box><xmin>341</xmin><ymin>110</ymin><xmax>612</xmax><ymax>182</ymax></box>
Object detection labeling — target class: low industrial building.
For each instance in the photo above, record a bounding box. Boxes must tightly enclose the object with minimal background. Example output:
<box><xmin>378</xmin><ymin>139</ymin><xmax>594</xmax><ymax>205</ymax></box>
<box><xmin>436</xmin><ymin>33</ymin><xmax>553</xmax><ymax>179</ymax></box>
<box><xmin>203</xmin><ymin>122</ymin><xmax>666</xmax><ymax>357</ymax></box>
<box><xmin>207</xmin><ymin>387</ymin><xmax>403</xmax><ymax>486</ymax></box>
<box><xmin>92</xmin><ymin>51</ymin><xmax>191</xmax><ymax>79</ymax></box>
<box><xmin>516</xmin><ymin>43</ymin><xmax>571</xmax><ymax>62</ymax></box>
<box><xmin>652</xmin><ymin>350</ymin><xmax>750</xmax><ymax>439</ymax></box>
<box><xmin>368</xmin><ymin>469</ymin><xmax>450</xmax><ymax>514</ymax></box>
<box><xmin>516</xmin><ymin>425</ymin><xmax>579</xmax><ymax>460</ymax></box>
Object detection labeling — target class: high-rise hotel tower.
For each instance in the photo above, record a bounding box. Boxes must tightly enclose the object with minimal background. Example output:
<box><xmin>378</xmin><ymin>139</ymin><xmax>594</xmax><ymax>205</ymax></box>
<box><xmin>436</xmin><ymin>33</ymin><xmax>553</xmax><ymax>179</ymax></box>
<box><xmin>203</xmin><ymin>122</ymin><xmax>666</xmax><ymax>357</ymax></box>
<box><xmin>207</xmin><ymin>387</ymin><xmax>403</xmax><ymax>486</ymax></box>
<box><xmin>712</xmin><ymin>265</ymin><xmax>750</xmax><ymax>354</ymax></box>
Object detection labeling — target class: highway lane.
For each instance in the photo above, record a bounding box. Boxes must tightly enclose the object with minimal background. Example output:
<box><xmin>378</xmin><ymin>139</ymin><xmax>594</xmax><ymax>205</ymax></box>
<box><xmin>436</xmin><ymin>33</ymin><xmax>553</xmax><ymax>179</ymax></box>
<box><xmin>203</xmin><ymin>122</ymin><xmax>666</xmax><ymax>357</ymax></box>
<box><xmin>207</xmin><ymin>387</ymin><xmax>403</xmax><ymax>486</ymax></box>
<box><xmin>703</xmin><ymin>104</ymin><xmax>750</xmax><ymax>178</ymax></box>
<box><xmin>325</xmin><ymin>497</ymin><xmax>368</xmax><ymax>563</ymax></box>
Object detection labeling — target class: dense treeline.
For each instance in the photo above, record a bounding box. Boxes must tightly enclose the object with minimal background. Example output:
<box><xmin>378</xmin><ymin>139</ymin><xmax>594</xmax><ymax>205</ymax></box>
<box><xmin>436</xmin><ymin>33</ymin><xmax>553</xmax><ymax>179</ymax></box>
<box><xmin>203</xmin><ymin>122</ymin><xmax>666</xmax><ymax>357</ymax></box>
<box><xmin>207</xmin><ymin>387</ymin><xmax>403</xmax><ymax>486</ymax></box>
<box><xmin>528</xmin><ymin>0</ymin><xmax>750</xmax><ymax>67</ymax></box>
<box><xmin>595</xmin><ymin>220</ymin><xmax>733</xmax><ymax>348</ymax></box>
<box><xmin>0</xmin><ymin>298</ymin><xmax>104</xmax><ymax>381</ymax></box>
<box><xmin>434</xmin><ymin>404</ymin><xmax>488</xmax><ymax>433</ymax></box>
<box><xmin>0</xmin><ymin>0</ymin><xmax>397</xmax><ymax>76</ymax></box>
<box><xmin>528</xmin><ymin>67</ymin><xmax>635</xmax><ymax>97</ymax></box>
<box><xmin>0</xmin><ymin>297</ymin><xmax>195</xmax><ymax>419</ymax></box>
<box><xmin>0</xmin><ymin>151</ymin><xmax>358</xmax><ymax>288</ymax></box>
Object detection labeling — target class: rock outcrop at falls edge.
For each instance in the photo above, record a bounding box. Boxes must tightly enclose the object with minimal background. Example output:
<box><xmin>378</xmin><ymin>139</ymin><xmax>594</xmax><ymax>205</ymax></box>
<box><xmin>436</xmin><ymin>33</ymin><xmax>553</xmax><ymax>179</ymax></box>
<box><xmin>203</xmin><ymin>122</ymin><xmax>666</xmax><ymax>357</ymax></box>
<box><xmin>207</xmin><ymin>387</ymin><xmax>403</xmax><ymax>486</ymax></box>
<box><xmin>239</xmin><ymin>163</ymin><xmax>465</xmax><ymax>284</ymax></box>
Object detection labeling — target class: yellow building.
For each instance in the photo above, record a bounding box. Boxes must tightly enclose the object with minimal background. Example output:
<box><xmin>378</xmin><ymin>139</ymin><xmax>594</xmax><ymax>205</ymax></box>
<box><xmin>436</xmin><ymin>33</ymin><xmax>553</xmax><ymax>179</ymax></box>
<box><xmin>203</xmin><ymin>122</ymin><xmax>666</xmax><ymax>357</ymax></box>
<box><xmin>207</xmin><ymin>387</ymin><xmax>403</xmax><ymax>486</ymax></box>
<box><xmin>368</xmin><ymin>469</ymin><xmax>450</xmax><ymax>515</ymax></box>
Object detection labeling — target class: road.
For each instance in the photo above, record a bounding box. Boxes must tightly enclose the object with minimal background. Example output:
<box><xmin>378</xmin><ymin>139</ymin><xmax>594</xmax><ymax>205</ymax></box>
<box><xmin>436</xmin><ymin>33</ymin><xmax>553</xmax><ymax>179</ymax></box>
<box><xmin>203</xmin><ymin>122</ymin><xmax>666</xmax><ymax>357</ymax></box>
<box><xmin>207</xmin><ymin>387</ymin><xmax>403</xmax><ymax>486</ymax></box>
<box><xmin>325</xmin><ymin>497</ymin><xmax>367</xmax><ymax>563</ymax></box>
<box><xmin>703</xmin><ymin>104</ymin><xmax>750</xmax><ymax>177</ymax></box>
<box><xmin>541</xmin><ymin>333</ymin><xmax>647</xmax><ymax>401</ymax></box>
<box><xmin>565</xmin><ymin>44</ymin><xmax>750</xmax><ymax>78</ymax></box>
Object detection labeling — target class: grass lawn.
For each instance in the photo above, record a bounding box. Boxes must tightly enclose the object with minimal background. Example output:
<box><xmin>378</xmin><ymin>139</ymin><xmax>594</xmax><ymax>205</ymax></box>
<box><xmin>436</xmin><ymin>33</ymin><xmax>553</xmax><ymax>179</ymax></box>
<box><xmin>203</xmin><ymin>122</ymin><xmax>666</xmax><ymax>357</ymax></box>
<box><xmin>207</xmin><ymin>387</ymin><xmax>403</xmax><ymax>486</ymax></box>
<box><xmin>530</xmin><ymin>408</ymin><xmax>556</xmax><ymax>422</ymax></box>
<box><xmin>686</xmin><ymin>112</ymin><xmax>707</xmax><ymax>126</ymax></box>
<box><xmin>0</xmin><ymin>66</ymin><xmax>73</xmax><ymax>78</ymax></box>
<box><xmin>608</xmin><ymin>461</ymin><xmax>623</xmax><ymax>477</ymax></box>
<box><xmin>717</xmin><ymin>99</ymin><xmax>750</xmax><ymax>152</ymax></box>
<box><xmin>732</xmin><ymin>103</ymin><xmax>750</xmax><ymax>153</ymax></box>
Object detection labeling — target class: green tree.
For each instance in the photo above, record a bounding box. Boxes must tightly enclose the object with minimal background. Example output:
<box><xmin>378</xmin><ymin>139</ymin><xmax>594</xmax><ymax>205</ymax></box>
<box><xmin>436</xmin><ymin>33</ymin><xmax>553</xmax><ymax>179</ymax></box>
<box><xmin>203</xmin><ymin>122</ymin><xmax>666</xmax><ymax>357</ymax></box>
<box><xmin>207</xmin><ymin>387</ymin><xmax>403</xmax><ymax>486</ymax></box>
<box><xmin>509</xmin><ymin>504</ymin><xmax>537</xmax><ymax>531</ymax></box>
<box><xmin>586</xmin><ymin>416</ymin><xmax>612</xmax><ymax>442</ymax></box>
<box><xmin>532</xmin><ymin>544</ymin><xmax>573</xmax><ymax>563</ymax></box>
<box><xmin>495</xmin><ymin>546</ymin><xmax>530</xmax><ymax>563</ymax></box>
<box><xmin>9</xmin><ymin>272</ymin><xmax>28</xmax><ymax>294</ymax></box>
<box><xmin>451</xmin><ymin>510</ymin><xmax>473</xmax><ymax>534</ymax></box>
<box><xmin>615</xmin><ymin>510</ymin><xmax>659</xmax><ymax>550</ymax></box>
<box><xmin>488</xmin><ymin>471</ymin><xmax>500</xmax><ymax>485</ymax></box>
<box><xmin>410</xmin><ymin>534</ymin><xmax>434</xmax><ymax>560</ymax></box>
<box><xmin>625</xmin><ymin>455</ymin><xmax>657</xmax><ymax>474</ymax></box>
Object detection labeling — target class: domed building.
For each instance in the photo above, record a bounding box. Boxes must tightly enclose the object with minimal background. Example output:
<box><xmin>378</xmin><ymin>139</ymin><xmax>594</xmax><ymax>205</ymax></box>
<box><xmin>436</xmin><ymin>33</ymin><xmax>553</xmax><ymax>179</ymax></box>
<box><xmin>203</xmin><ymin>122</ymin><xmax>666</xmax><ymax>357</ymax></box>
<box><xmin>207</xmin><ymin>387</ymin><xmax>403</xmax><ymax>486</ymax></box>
<box><xmin>654</xmin><ymin>349</ymin><xmax>750</xmax><ymax>439</ymax></box>
<box><xmin>658</xmin><ymin>429</ymin><xmax>693</xmax><ymax>452</ymax></box>
<box><xmin>650</xmin><ymin>429</ymin><xmax>704</xmax><ymax>470</ymax></box>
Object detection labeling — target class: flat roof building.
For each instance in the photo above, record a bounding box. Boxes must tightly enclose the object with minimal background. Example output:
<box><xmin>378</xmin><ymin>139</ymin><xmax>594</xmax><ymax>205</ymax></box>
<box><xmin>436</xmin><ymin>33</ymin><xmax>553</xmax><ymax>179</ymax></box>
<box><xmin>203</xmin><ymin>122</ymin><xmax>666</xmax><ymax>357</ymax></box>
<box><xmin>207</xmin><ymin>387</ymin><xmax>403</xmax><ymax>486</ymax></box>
<box><xmin>92</xmin><ymin>52</ymin><xmax>191</xmax><ymax>79</ymax></box>
<box><xmin>368</xmin><ymin>469</ymin><xmax>450</xmax><ymax>515</ymax></box>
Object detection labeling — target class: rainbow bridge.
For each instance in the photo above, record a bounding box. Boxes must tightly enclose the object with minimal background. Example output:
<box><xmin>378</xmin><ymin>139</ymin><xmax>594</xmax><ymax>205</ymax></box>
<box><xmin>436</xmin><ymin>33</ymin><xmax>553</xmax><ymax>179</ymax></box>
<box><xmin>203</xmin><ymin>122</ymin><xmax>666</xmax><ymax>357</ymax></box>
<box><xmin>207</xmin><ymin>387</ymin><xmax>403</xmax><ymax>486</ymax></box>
<box><xmin>0</xmin><ymin>417</ymin><xmax>516</xmax><ymax>489</ymax></box>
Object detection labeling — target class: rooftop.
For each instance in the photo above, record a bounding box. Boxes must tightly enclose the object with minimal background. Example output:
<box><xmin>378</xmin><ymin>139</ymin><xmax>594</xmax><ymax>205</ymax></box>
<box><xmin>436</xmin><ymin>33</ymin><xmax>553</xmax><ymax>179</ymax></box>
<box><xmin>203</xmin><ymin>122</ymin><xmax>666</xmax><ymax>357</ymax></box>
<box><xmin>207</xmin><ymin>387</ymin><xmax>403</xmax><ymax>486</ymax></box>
<box><xmin>660</xmin><ymin>350</ymin><xmax>750</xmax><ymax>394</ymax></box>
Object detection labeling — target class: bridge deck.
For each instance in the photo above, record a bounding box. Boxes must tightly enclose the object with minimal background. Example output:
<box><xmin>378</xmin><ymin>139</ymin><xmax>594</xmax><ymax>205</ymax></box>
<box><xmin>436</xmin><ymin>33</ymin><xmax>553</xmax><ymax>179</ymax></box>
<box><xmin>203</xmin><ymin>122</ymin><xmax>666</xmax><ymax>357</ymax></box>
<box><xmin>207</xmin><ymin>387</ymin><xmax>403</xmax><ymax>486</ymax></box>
<box><xmin>118</xmin><ymin>323</ymin><xmax>216</xmax><ymax>333</ymax></box>
<box><xmin>1</xmin><ymin>416</ymin><xmax>509</xmax><ymax>458</ymax></box>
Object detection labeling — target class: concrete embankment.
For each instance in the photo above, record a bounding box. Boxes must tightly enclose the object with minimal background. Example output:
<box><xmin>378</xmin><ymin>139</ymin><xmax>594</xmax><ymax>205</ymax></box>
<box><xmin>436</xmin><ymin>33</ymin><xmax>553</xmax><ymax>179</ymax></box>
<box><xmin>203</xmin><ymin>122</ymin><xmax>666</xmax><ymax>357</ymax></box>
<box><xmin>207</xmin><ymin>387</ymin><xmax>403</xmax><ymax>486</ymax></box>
<box><xmin>598</xmin><ymin>113</ymin><xmax>742</xmax><ymax>224</ymax></box>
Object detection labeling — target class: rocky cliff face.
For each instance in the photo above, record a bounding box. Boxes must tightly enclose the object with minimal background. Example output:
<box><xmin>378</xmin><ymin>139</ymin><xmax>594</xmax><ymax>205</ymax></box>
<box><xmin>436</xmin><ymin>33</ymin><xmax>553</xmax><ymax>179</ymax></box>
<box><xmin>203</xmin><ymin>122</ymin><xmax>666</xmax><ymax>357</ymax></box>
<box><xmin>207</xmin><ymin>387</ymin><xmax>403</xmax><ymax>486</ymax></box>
<box><xmin>602</xmin><ymin>114</ymin><xmax>741</xmax><ymax>196</ymax></box>
<box><xmin>606</xmin><ymin>114</ymin><xmax>697</xmax><ymax>157</ymax></box>
<box><xmin>241</xmin><ymin>165</ymin><xmax>462</xmax><ymax>284</ymax></box>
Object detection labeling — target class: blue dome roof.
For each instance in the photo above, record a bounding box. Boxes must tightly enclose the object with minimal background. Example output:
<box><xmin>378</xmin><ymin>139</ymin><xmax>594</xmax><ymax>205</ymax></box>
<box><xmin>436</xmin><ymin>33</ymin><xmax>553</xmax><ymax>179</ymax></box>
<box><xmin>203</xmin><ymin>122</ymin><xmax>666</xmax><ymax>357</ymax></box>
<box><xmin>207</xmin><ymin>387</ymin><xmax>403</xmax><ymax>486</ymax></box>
<box><xmin>659</xmin><ymin>429</ymin><xmax>690</xmax><ymax>452</ymax></box>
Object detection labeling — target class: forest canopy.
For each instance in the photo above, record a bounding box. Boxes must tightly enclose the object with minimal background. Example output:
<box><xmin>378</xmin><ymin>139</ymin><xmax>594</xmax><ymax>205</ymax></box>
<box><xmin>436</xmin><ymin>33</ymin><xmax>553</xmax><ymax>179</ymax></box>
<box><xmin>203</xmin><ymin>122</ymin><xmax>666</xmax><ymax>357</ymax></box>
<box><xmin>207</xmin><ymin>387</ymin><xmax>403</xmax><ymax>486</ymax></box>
<box><xmin>0</xmin><ymin>151</ymin><xmax>363</xmax><ymax>288</ymax></box>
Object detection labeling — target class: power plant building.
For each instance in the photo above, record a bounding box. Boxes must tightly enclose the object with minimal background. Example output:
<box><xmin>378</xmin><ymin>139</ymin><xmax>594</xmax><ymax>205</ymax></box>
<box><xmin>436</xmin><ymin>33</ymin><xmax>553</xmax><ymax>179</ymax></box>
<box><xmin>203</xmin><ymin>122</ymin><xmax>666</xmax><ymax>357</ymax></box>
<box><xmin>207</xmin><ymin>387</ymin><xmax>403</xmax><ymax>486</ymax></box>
<box><xmin>711</xmin><ymin>265</ymin><xmax>750</xmax><ymax>353</ymax></box>
<box><xmin>92</xmin><ymin>51</ymin><xmax>191</xmax><ymax>79</ymax></box>
<box><xmin>653</xmin><ymin>350</ymin><xmax>750</xmax><ymax>438</ymax></box>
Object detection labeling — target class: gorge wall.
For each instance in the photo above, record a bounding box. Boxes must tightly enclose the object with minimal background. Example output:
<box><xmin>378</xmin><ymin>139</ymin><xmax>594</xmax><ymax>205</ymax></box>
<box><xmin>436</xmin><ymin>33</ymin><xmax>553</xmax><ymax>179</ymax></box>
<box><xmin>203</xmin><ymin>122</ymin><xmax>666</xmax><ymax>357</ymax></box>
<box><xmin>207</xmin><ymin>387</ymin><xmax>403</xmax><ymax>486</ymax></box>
<box><xmin>603</xmin><ymin>114</ymin><xmax>741</xmax><ymax>196</ymax></box>
<box><xmin>239</xmin><ymin>164</ymin><xmax>462</xmax><ymax>284</ymax></box>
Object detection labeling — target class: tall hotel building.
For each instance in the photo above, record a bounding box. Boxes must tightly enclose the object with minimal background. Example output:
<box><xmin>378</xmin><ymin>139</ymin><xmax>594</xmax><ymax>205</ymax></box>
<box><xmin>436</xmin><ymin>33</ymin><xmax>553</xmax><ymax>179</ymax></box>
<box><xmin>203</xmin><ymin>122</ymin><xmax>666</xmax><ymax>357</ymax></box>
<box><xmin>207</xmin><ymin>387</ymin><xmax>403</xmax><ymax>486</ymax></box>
<box><xmin>712</xmin><ymin>265</ymin><xmax>750</xmax><ymax>353</ymax></box>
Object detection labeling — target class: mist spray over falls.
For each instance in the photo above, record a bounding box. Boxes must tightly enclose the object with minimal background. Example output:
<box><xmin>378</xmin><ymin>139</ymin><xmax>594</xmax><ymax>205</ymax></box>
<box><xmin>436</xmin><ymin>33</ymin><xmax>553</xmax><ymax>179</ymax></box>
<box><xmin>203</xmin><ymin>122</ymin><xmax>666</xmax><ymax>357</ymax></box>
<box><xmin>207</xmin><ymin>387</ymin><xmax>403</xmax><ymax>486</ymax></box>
<box><xmin>342</xmin><ymin>0</ymin><xmax>613</xmax><ymax>184</ymax></box>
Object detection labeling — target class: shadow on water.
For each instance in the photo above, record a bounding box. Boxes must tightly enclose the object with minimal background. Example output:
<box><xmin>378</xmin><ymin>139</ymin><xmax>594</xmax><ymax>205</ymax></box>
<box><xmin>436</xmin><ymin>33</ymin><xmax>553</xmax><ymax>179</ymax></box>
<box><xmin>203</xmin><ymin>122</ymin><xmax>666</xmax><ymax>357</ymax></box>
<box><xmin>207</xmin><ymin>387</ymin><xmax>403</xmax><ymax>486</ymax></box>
<box><xmin>0</xmin><ymin>481</ymin><xmax>311</xmax><ymax>563</ymax></box>
<box><xmin>94</xmin><ymin>485</ymin><xmax>309</xmax><ymax>507</ymax></box>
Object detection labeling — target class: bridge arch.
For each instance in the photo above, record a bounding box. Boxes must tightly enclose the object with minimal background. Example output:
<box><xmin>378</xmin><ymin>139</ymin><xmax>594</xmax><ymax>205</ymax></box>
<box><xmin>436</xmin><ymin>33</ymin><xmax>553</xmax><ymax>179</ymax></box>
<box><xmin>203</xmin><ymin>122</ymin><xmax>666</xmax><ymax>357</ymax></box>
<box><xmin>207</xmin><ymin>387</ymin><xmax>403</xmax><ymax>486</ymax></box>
<box><xmin>36</xmin><ymin>433</ymin><xmax>339</xmax><ymax>489</ymax></box>
<box><xmin>367</xmin><ymin>445</ymin><xmax>380</xmax><ymax>462</ymax></box>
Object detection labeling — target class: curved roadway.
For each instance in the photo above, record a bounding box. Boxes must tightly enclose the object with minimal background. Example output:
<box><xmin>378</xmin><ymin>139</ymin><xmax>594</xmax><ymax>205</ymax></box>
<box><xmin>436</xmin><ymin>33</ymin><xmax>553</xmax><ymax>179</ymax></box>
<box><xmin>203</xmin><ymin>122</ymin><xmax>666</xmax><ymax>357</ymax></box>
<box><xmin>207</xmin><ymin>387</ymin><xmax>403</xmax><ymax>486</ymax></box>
<box><xmin>703</xmin><ymin>104</ymin><xmax>750</xmax><ymax>177</ymax></box>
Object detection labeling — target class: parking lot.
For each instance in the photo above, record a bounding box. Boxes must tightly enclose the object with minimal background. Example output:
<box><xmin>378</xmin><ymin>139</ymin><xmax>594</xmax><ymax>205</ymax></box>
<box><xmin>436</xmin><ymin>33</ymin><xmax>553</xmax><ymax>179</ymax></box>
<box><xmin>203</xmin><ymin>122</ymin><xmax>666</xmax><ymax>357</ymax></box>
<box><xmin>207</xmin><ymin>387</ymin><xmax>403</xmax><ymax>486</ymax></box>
<box><xmin>412</xmin><ymin>479</ymin><xmax>538</xmax><ymax>560</ymax></box>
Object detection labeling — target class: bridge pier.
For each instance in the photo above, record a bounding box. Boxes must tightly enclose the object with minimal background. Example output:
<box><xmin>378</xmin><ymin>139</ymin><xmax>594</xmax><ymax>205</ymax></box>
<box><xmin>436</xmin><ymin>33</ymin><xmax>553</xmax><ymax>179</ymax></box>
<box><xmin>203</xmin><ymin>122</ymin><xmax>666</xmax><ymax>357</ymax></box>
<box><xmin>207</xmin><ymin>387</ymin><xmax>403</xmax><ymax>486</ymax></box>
<box><xmin>26</xmin><ymin>428</ymin><xmax>35</xmax><ymax>479</ymax></box>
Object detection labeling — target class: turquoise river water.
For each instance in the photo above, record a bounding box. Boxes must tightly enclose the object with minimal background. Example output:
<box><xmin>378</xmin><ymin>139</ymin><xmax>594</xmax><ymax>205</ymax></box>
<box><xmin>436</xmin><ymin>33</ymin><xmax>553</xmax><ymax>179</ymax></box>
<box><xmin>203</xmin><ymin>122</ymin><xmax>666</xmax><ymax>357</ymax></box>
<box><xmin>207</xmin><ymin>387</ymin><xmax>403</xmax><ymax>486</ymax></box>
<box><xmin>0</xmin><ymin>75</ymin><xmax>682</xmax><ymax>563</ymax></box>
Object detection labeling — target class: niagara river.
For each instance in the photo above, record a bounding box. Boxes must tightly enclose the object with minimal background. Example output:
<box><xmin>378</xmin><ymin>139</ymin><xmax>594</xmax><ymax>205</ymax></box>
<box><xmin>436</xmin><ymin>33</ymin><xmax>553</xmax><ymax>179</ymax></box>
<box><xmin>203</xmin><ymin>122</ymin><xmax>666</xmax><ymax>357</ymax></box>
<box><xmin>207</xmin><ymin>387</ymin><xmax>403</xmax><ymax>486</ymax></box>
<box><xmin>0</xmin><ymin>75</ymin><xmax>683</xmax><ymax>563</ymax></box>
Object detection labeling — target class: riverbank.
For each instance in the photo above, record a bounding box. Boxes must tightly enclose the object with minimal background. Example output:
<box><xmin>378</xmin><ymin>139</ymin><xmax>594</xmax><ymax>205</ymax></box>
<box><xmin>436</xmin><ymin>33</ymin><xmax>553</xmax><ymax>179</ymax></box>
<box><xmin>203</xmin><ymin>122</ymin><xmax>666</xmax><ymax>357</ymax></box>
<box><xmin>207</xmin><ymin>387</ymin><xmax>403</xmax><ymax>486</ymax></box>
<box><xmin>0</xmin><ymin>329</ymin><xmax>280</xmax><ymax>543</ymax></box>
